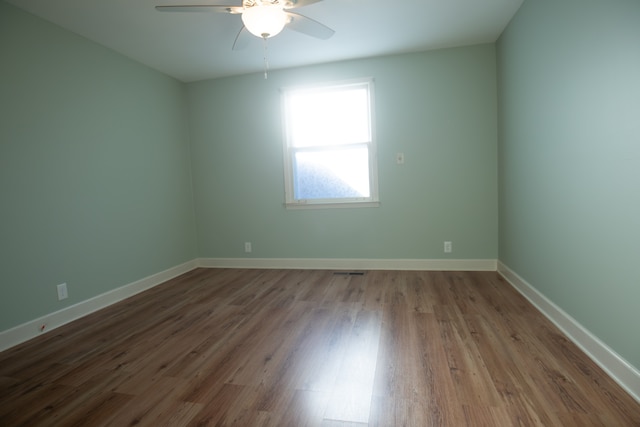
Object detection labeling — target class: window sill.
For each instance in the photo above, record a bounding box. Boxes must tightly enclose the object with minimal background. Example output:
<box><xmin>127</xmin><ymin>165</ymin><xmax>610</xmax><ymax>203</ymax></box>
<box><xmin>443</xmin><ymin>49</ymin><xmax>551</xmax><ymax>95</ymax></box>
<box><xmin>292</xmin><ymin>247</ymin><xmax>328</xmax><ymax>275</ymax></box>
<box><xmin>284</xmin><ymin>201</ymin><xmax>380</xmax><ymax>210</ymax></box>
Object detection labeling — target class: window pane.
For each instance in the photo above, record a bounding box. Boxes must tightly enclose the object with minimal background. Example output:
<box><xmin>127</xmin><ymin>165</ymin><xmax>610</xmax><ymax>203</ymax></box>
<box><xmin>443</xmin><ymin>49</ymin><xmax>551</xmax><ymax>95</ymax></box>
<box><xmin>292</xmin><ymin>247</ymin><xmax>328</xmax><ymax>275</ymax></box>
<box><xmin>293</xmin><ymin>147</ymin><xmax>370</xmax><ymax>200</ymax></box>
<box><xmin>287</xmin><ymin>86</ymin><xmax>370</xmax><ymax>148</ymax></box>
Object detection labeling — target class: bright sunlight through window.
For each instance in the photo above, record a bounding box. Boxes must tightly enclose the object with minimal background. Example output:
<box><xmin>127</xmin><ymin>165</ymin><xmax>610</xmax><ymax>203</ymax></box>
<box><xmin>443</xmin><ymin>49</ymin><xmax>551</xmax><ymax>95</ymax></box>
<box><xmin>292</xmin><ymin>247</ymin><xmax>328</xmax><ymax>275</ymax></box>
<box><xmin>282</xmin><ymin>78</ymin><xmax>379</xmax><ymax>208</ymax></box>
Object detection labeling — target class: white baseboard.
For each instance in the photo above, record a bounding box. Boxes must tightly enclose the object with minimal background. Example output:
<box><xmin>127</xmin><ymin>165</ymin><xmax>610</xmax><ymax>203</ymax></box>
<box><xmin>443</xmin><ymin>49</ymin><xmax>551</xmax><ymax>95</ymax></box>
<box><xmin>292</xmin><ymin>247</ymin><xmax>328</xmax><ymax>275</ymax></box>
<box><xmin>0</xmin><ymin>260</ymin><xmax>198</xmax><ymax>353</ymax></box>
<box><xmin>497</xmin><ymin>261</ymin><xmax>640</xmax><ymax>404</ymax></box>
<box><xmin>197</xmin><ymin>257</ymin><xmax>498</xmax><ymax>271</ymax></box>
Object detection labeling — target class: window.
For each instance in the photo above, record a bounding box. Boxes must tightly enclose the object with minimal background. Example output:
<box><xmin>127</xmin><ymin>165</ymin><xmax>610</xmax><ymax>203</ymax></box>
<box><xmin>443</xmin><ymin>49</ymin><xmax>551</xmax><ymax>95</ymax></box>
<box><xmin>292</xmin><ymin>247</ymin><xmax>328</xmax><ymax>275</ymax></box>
<box><xmin>281</xmin><ymin>78</ymin><xmax>379</xmax><ymax>209</ymax></box>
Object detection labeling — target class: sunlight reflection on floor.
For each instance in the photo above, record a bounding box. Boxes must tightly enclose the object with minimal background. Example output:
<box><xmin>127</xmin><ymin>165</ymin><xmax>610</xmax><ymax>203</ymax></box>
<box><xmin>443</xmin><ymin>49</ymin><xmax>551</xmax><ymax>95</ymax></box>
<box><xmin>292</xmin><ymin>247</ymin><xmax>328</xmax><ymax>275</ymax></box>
<box><xmin>306</xmin><ymin>309</ymin><xmax>381</xmax><ymax>424</ymax></box>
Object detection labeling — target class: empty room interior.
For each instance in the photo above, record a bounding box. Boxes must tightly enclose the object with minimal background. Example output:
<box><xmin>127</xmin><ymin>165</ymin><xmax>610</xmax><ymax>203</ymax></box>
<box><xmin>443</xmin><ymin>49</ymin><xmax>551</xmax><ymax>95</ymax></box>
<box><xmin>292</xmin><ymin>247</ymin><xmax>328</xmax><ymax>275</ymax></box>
<box><xmin>1</xmin><ymin>0</ymin><xmax>639</xmax><ymax>425</ymax></box>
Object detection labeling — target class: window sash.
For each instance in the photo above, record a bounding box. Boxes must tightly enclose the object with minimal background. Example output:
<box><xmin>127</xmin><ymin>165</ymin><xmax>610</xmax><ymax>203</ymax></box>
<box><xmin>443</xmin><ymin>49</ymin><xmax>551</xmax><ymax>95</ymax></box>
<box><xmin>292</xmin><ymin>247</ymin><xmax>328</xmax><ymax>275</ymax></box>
<box><xmin>286</xmin><ymin>85</ymin><xmax>372</xmax><ymax>148</ymax></box>
<box><xmin>290</xmin><ymin>143</ymin><xmax>372</xmax><ymax>202</ymax></box>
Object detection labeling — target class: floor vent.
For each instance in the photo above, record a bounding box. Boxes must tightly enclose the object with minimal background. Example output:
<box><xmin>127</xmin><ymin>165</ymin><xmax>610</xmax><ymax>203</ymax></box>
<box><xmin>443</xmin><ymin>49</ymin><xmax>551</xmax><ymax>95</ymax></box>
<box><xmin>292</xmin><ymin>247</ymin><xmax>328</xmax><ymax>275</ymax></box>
<box><xmin>333</xmin><ymin>271</ymin><xmax>365</xmax><ymax>276</ymax></box>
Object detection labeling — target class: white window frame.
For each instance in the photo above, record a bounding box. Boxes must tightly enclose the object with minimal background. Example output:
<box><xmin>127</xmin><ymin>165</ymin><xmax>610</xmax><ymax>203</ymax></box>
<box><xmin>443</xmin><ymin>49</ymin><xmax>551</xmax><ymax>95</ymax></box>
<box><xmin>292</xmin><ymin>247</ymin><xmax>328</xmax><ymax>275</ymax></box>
<box><xmin>281</xmin><ymin>77</ymin><xmax>380</xmax><ymax>209</ymax></box>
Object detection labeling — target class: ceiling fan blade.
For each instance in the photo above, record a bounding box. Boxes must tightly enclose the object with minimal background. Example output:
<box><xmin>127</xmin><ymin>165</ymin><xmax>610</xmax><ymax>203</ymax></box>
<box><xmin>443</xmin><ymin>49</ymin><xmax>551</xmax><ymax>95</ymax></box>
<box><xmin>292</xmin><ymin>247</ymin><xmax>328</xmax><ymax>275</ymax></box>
<box><xmin>155</xmin><ymin>5</ymin><xmax>243</xmax><ymax>14</ymax></box>
<box><xmin>285</xmin><ymin>12</ymin><xmax>334</xmax><ymax>40</ymax></box>
<box><xmin>283</xmin><ymin>0</ymin><xmax>322</xmax><ymax>9</ymax></box>
<box><xmin>232</xmin><ymin>26</ymin><xmax>252</xmax><ymax>51</ymax></box>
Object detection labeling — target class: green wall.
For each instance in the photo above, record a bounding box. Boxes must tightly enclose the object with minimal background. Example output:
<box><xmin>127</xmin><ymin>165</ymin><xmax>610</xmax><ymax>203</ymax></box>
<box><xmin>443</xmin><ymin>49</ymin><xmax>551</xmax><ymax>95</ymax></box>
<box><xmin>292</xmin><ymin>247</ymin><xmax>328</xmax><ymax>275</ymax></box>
<box><xmin>187</xmin><ymin>45</ymin><xmax>499</xmax><ymax>260</ymax></box>
<box><xmin>497</xmin><ymin>0</ymin><xmax>640</xmax><ymax>368</ymax></box>
<box><xmin>0</xmin><ymin>2</ymin><xmax>197</xmax><ymax>331</ymax></box>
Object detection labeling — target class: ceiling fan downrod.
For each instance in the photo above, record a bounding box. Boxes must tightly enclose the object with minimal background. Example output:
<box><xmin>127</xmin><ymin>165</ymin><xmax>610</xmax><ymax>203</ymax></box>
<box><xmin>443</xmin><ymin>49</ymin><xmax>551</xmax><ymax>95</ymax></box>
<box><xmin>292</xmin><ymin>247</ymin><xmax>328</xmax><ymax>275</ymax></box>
<box><xmin>262</xmin><ymin>36</ymin><xmax>270</xmax><ymax>79</ymax></box>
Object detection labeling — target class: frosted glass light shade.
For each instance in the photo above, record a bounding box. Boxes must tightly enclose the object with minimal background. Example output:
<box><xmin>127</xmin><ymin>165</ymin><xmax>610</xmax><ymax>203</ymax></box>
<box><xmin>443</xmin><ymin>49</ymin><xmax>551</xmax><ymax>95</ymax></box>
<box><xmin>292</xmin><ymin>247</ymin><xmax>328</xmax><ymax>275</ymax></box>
<box><xmin>241</xmin><ymin>5</ymin><xmax>287</xmax><ymax>38</ymax></box>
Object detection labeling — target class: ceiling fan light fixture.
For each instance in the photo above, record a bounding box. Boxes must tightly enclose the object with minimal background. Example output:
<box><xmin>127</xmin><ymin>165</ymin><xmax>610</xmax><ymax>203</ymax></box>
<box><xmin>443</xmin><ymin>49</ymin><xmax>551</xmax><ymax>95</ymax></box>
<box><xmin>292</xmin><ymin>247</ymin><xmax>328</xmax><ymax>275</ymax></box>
<box><xmin>241</xmin><ymin>4</ymin><xmax>287</xmax><ymax>38</ymax></box>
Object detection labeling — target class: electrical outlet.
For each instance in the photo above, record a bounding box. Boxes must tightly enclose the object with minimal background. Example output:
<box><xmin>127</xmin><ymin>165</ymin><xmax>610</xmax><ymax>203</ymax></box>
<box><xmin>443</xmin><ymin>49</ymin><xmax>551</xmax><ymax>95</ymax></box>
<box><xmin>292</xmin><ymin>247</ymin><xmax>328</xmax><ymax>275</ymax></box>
<box><xmin>396</xmin><ymin>152</ymin><xmax>405</xmax><ymax>164</ymax></box>
<box><xmin>244</xmin><ymin>242</ymin><xmax>252</xmax><ymax>253</ymax></box>
<box><xmin>57</xmin><ymin>283</ymin><xmax>68</xmax><ymax>300</ymax></box>
<box><xmin>444</xmin><ymin>241</ymin><xmax>452</xmax><ymax>253</ymax></box>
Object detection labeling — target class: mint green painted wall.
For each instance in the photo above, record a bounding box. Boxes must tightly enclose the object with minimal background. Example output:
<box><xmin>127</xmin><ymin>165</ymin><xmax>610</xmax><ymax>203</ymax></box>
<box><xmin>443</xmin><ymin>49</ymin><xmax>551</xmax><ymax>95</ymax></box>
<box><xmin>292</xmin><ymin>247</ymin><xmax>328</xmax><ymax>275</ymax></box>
<box><xmin>497</xmin><ymin>0</ymin><xmax>640</xmax><ymax>368</ymax></box>
<box><xmin>187</xmin><ymin>45</ymin><xmax>498</xmax><ymax>260</ymax></box>
<box><xmin>0</xmin><ymin>2</ymin><xmax>197</xmax><ymax>331</ymax></box>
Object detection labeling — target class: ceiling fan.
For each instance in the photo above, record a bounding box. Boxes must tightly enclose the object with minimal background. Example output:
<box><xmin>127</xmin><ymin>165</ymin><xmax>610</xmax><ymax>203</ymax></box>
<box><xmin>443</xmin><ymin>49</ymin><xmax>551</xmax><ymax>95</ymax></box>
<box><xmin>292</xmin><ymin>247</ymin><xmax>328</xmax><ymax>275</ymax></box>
<box><xmin>156</xmin><ymin>0</ymin><xmax>335</xmax><ymax>50</ymax></box>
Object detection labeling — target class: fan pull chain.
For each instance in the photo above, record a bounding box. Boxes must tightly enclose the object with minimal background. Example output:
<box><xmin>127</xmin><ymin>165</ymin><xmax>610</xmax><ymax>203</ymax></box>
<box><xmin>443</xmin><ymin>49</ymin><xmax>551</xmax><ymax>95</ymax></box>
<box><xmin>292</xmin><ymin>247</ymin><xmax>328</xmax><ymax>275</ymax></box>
<box><xmin>262</xmin><ymin>35</ymin><xmax>270</xmax><ymax>79</ymax></box>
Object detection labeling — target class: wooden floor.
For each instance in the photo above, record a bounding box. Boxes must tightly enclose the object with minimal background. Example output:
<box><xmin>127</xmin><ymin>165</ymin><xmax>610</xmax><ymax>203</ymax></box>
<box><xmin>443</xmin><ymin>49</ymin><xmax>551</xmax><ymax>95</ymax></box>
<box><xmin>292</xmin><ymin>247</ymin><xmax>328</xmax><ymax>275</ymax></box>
<box><xmin>1</xmin><ymin>269</ymin><xmax>639</xmax><ymax>426</ymax></box>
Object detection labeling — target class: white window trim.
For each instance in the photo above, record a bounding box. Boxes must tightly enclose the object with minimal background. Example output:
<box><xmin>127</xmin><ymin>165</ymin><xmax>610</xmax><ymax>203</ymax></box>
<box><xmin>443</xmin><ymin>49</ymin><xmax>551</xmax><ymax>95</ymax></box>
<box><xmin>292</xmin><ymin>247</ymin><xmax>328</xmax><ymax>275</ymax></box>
<box><xmin>281</xmin><ymin>77</ymin><xmax>380</xmax><ymax>210</ymax></box>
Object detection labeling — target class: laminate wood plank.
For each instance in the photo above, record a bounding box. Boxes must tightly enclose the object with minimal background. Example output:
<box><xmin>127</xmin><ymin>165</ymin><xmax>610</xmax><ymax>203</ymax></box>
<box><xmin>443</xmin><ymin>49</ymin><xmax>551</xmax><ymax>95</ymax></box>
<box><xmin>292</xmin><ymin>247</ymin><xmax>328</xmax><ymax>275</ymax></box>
<box><xmin>373</xmin><ymin>307</ymin><xmax>445</xmax><ymax>402</ymax></box>
<box><xmin>177</xmin><ymin>306</ymin><xmax>294</xmax><ymax>404</ymax></box>
<box><xmin>184</xmin><ymin>383</ymin><xmax>246</xmax><ymax>426</ymax></box>
<box><xmin>404</xmin><ymin>271</ymin><xmax>437</xmax><ymax>313</ymax></box>
<box><xmin>226</xmin><ymin>301</ymin><xmax>317</xmax><ymax>388</ymax></box>
<box><xmin>418</xmin><ymin>311</ymin><xmax>469</xmax><ymax>426</ymax></box>
<box><xmin>338</xmin><ymin>274</ymin><xmax>367</xmax><ymax>304</ymax></box>
<box><xmin>321</xmin><ymin>274</ymin><xmax>356</xmax><ymax>304</ymax></box>
<box><xmin>17</xmin><ymin>370</ymin><xmax>132</xmax><ymax>427</ymax></box>
<box><xmin>274</xmin><ymin>389</ymin><xmax>330</xmax><ymax>427</ymax></box>
<box><xmin>63</xmin><ymin>392</ymin><xmax>133</xmax><ymax>427</ymax></box>
<box><xmin>558</xmin><ymin>410</ymin><xmax>621</xmax><ymax>427</ymax></box>
<box><xmin>293</xmin><ymin>305</ymin><xmax>360</xmax><ymax>393</ymax></box>
<box><xmin>462</xmin><ymin>312</ymin><xmax>565</xmax><ymax>425</ymax></box>
<box><xmin>296</xmin><ymin>270</ymin><xmax>335</xmax><ymax>303</ymax></box>
<box><xmin>225</xmin><ymin>270</ymin><xmax>282</xmax><ymax>306</ymax></box>
<box><xmin>258</xmin><ymin>269</ymin><xmax>317</xmax><ymax>309</ymax></box>
<box><xmin>123</xmin><ymin>389</ymin><xmax>206</xmax><ymax>427</ymax></box>
<box><xmin>254</xmin><ymin>343</ymin><xmax>340</xmax><ymax>414</ymax></box>
<box><xmin>467</xmin><ymin>273</ymin><xmax>630</xmax><ymax>423</ymax></box>
<box><xmin>439</xmin><ymin>318</ymin><xmax>502</xmax><ymax>407</ymax></box>
<box><xmin>162</xmin><ymin>304</ymin><xmax>249</xmax><ymax>379</ymax></box>
<box><xmin>0</xmin><ymin>382</ymin><xmax>78</xmax><ymax>426</ymax></box>
<box><xmin>321</xmin><ymin>421</ymin><xmax>368</xmax><ymax>427</ymax></box>
<box><xmin>323</xmin><ymin>309</ymin><xmax>381</xmax><ymax>424</ymax></box>
<box><xmin>211</xmin><ymin>386</ymin><xmax>267</xmax><ymax>426</ymax></box>
<box><xmin>113</xmin><ymin>308</ymin><xmax>233</xmax><ymax>395</ymax></box>
<box><xmin>359</xmin><ymin>271</ymin><xmax>387</xmax><ymax>312</ymax></box>
<box><xmin>369</xmin><ymin>396</ymin><xmax>438</xmax><ymax>427</ymax></box>
<box><xmin>0</xmin><ymin>268</ymin><xmax>638</xmax><ymax>426</ymax></box>
<box><xmin>533</xmin><ymin>319</ymin><xmax>640</xmax><ymax>425</ymax></box>
<box><xmin>99</xmin><ymin>376</ymin><xmax>189</xmax><ymax>426</ymax></box>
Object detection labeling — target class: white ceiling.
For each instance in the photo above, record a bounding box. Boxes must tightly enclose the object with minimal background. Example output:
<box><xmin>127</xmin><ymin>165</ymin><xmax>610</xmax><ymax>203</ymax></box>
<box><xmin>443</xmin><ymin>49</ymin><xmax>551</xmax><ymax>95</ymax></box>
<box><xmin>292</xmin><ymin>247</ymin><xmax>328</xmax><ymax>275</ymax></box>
<box><xmin>7</xmin><ymin>0</ymin><xmax>524</xmax><ymax>82</ymax></box>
